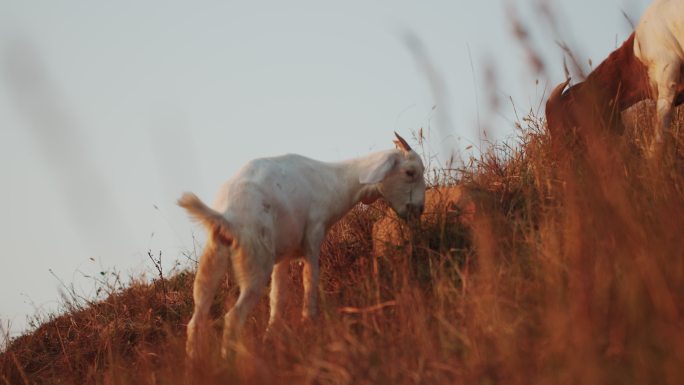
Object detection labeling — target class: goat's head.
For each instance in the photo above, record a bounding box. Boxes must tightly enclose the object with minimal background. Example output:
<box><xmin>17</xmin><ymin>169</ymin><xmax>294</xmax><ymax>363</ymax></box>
<box><xmin>545</xmin><ymin>78</ymin><xmax>574</xmax><ymax>135</ymax></box>
<box><xmin>546</xmin><ymin>77</ymin><xmax>627</xmax><ymax>148</ymax></box>
<box><xmin>359</xmin><ymin>133</ymin><xmax>426</xmax><ymax>220</ymax></box>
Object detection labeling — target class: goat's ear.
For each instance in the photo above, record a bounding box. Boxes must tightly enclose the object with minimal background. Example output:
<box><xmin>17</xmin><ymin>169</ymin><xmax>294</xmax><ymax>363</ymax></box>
<box><xmin>393</xmin><ymin>132</ymin><xmax>412</xmax><ymax>152</ymax></box>
<box><xmin>359</xmin><ymin>152</ymin><xmax>398</xmax><ymax>184</ymax></box>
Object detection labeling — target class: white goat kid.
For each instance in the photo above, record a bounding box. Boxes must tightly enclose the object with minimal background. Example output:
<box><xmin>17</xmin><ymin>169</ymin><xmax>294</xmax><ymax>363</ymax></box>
<box><xmin>634</xmin><ymin>0</ymin><xmax>684</xmax><ymax>145</ymax></box>
<box><xmin>180</xmin><ymin>133</ymin><xmax>425</xmax><ymax>359</ymax></box>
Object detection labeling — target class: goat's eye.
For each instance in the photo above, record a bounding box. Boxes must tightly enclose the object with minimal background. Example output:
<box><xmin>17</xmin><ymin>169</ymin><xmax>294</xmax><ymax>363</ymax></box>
<box><xmin>405</xmin><ymin>170</ymin><xmax>416</xmax><ymax>178</ymax></box>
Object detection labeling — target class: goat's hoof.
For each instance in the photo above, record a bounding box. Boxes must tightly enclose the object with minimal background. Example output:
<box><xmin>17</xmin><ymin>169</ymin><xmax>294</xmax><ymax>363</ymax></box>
<box><xmin>262</xmin><ymin>328</ymin><xmax>276</xmax><ymax>344</ymax></box>
<box><xmin>300</xmin><ymin>314</ymin><xmax>318</xmax><ymax>327</ymax></box>
<box><xmin>220</xmin><ymin>346</ymin><xmax>236</xmax><ymax>362</ymax></box>
<box><xmin>646</xmin><ymin>140</ymin><xmax>663</xmax><ymax>159</ymax></box>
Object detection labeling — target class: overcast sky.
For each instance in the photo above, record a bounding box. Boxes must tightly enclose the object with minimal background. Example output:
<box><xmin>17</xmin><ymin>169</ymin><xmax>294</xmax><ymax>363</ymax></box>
<box><xmin>0</xmin><ymin>0</ymin><xmax>649</xmax><ymax>338</ymax></box>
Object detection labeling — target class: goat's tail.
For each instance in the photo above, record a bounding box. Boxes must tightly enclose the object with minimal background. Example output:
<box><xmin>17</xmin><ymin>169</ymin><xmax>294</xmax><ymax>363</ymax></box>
<box><xmin>178</xmin><ymin>192</ymin><xmax>234</xmax><ymax>244</ymax></box>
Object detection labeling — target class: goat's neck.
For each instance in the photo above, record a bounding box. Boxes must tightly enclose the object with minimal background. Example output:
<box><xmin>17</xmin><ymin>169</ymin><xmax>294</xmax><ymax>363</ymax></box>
<box><xmin>332</xmin><ymin>152</ymin><xmax>386</xmax><ymax>209</ymax></box>
<box><xmin>583</xmin><ymin>32</ymin><xmax>650</xmax><ymax>109</ymax></box>
<box><xmin>302</xmin><ymin>157</ymin><xmax>382</xmax><ymax>231</ymax></box>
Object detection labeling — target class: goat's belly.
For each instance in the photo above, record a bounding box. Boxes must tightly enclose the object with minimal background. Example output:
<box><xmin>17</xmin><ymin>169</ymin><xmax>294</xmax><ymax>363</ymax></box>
<box><xmin>274</xmin><ymin>242</ymin><xmax>304</xmax><ymax>262</ymax></box>
<box><xmin>272</xmin><ymin>223</ymin><xmax>305</xmax><ymax>261</ymax></box>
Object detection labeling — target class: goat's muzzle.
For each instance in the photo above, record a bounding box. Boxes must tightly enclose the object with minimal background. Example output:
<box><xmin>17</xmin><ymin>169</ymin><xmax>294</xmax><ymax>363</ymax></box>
<box><xmin>399</xmin><ymin>203</ymin><xmax>424</xmax><ymax>221</ymax></box>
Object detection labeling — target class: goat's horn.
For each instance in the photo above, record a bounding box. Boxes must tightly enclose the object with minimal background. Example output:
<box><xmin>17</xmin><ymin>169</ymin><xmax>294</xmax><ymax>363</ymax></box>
<box><xmin>545</xmin><ymin>78</ymin><xmax>571</xmax><ymax>124</ymax></box>
<box><xmin>548</xmin><ymin>78</ymin><xmax>570</xmax><ymax>103</ymax></box>
<box><xmin>393</xmin><ymin>132</ymin><xmax>412</xmax><ymax>152</ymax></box>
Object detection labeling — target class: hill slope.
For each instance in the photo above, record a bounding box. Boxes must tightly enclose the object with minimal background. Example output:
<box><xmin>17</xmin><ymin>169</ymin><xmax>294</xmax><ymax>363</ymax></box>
<box><xmin>3</xmin><ymin>106</ymin><xmax>684</xmax><ymax>385</ymax></box>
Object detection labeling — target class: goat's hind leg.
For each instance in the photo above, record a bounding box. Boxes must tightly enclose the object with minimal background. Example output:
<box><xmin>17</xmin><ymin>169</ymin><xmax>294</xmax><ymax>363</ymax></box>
<box><xmin>221</xmin><ymin>245</ymin><xmax>271</xmax><ymax>358</ymax></box>
<box><xmin>186</xmin><ymin>239</ymin><xmax>230</xmax><ymax>361</ymax></box>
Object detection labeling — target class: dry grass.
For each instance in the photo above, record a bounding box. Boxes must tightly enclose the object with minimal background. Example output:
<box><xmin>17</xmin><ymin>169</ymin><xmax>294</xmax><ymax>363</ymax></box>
<box><xmin>2</xmin><ymin>102</ymin><xmax>684</xmax><ymax>384</ymax></box>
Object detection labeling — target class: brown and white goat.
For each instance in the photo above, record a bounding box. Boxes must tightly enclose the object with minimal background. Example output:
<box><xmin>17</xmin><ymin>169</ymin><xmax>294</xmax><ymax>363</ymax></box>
<box><xmin>547</xmin><ymin>0</ymin><xmax>684</xmax><ymax>150</ymax></box>
<box><xmin>546</xmin><ymin>33</ymin><xmax>650</xmax><ymax>140</ymax></box>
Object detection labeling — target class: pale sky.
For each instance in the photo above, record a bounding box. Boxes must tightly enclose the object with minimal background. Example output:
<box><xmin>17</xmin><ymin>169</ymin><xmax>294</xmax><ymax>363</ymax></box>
<box><xmin>0</xmin><ymin>0</ymin><xmax>649</xmax><ymax>338</ymax></box>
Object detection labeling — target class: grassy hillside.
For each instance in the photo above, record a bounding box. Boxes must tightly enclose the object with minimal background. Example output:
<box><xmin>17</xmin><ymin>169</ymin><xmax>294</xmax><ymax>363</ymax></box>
<box><xmin>2</xmin><ymin>106</ymin><xmax>684</xmax><ymax>384</ymax></box>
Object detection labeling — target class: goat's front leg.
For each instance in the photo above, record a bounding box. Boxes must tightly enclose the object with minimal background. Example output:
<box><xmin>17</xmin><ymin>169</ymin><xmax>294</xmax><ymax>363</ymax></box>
<box><xmin>652</xmin><ymin>60</ymin><xmax>680</xmax><ymax>149</ymax></box>
<box><xmin>302</xmin><ymin>226</ymin><xmax>325</xmax><ymax>321</ymax></box>
<box><xmin>265</xmin><ymin>260</ymin><xmax>290</xmax><ymax>338</ymax></box>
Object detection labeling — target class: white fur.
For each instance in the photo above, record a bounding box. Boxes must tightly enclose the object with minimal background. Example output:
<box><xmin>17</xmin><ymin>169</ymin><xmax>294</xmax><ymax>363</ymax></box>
<box><xmin>180</xmin><ymin>134</ymin><xmax>425</xmax><ymax>359</ymax></box>
<box><xmin>634</xmin><ymin>0</ymin><xmax>684</xmax><ymax>144</ymax></box>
